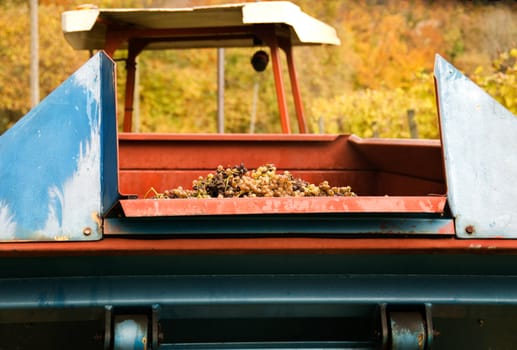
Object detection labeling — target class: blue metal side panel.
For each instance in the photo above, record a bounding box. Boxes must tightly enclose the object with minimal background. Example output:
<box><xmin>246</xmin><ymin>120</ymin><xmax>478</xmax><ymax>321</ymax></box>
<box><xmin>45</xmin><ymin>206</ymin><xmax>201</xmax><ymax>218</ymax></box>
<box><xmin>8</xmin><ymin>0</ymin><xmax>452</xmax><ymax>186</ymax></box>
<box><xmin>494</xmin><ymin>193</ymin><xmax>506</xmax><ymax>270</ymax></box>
<box><xmin>100</xmin><ymin>52</ymin><xmax>120</xmax><ymax>219</ymax></box>
<box><xmin>434</xmin><ymin>54</ymin><xmax>517</xmax><ymax>238</ymax></box>
<box><xmin>0</xmin><ymin>52</ymin><xmax>118</xmax><ymax>241</ymax></box>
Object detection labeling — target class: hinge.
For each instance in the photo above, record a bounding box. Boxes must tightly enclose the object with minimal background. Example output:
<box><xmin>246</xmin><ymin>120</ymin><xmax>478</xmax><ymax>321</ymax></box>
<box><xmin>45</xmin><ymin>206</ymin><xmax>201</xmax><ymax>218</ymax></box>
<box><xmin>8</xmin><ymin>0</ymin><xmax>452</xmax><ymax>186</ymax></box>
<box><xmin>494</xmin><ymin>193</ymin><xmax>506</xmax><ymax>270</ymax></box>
<box><xmin>380</xmin><ymin>304</ymin><xmax>433</xmax><ymax>350</ymax></box>
<box><xmin>104</xmin><ymin>304</ymin><xmax>162</xmax><ymax>350</ymax></box>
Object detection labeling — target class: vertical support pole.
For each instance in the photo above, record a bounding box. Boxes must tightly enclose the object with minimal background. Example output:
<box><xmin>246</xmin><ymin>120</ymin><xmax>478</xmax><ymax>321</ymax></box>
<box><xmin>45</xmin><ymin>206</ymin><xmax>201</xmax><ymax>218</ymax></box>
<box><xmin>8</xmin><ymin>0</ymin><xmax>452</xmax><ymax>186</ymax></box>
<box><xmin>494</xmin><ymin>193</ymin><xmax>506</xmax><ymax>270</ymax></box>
<box><xmin>122</xmin><ymin>41</ymin><xmax>146</xmax><ymax>133</ymax></box>
<box><xmin>133</xmin><ymin>56</ymin><xmax>140</xmax><ymax>133</ymax></box>
<box><xmin>269</xmin><ymin>44</ymin><xmax>291</xmax><ymax>134</ymax></box>
<box><xmin>30</xmin><ymin>0</ymin><xmax>39</xmax><ymax>107</ymax></box>
<box><xmin>217</xmin><ymin>48</ymin><xmax>225</xmax><ymax>133</ymax></box>
<box><xmin>379</xmin><ymin>304</ymin><xmax>388</xmax><ymax>350</ymax></box>
<box><xmin>424</xmin><ymin>304</ymin><xmax>434</xmax><ymax>350</ymax></box>
<box><xmin>407</xmin><ymin>109</ymin><xmax>419</xmax><ymax>138</ymax></box>
<box><xmin>250</xmin><ymin>78</ymin><xmax>259</xmax><ymax>133</ymax></box>
<box><xmin>284</xmin><ymin>44</ymin><xmax>307</xmax><ymax>133</ymax></box>
<box><xmin>123</xmin><ymin>52</ymin><xmax>137</xmax><ymax>133</ymax></box>
<box><xmin>104</xmin><ymin>305</ymin><xmax>113</xmax><ymax>350</ymax></box>
<box><xmin>151</xmin><ymin>304</ymin><xmax>161</xmax><ymax>350</ymax></box>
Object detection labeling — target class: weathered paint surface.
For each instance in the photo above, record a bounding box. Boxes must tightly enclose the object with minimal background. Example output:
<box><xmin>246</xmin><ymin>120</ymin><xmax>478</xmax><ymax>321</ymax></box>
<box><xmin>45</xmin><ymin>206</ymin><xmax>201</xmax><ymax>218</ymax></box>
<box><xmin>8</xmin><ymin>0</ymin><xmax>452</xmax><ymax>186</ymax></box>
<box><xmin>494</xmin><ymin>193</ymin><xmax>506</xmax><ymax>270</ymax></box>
<box><xmin>0</xmin><ymin>52</ymin><xmax>118</xmax><ymax>241</ymax></box>
<box><xmin>119</xmin><ymin>196</ymin><xmax>447</xmax><ymax>217</ymax></box>
<box><xmin>389</xmin><ymin>312</ymin><xmax>427</xmax><ymax>349</ymax></box>
<box><xmin>435</xmin><ymin>54</ymin><xmax>517</xmax><ymax>238</ymax></box>
<box><xmin>113</xmin><ymin>315</ymin><xmax>148</xmax><ymax>350</ymax></box>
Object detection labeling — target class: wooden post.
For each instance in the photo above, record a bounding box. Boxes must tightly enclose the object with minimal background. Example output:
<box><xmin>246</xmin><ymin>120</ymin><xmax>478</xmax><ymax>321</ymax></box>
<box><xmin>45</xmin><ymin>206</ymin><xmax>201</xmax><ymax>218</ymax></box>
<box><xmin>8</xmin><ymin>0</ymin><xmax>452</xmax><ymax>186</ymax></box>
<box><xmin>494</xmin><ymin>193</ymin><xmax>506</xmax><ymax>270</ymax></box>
<box><xmin>407</xmin><ymin>109</ymin><xmax>419</xmax><ymax>138</ymax></box>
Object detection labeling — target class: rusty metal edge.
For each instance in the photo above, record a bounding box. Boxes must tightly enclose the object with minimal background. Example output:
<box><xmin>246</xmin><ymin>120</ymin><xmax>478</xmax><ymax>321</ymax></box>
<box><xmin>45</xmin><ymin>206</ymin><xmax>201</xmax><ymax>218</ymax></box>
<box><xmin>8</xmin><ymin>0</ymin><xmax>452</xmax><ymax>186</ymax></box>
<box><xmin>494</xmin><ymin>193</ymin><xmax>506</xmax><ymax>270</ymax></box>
<box><xmin>2</xmin><ymin>236</ymin><xmax>517</xmax><ymax>257</ymax></box>
<box><xmin>118</xmin><ymin>196</ymin><xmax>448</xmax><ymax>217</ymax></box>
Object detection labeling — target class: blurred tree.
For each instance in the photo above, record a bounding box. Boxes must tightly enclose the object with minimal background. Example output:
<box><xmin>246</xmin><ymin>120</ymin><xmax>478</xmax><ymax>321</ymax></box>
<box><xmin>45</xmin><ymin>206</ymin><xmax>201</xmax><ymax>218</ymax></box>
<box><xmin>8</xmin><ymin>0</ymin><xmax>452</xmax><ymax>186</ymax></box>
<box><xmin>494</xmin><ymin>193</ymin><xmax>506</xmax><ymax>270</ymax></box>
<box><xmin>0</xmin><ymin>0</ymin><xmax>515</xmax><ymax>136</ymax></box>
<box><xmin>0</xmin><ymin>0</ymin><xmax>31</xmax><ymax>131</ymax></box>
<box><xmin>472</xmin><ymin>48</ymin><xmax>517</xmax><ymax>115</ymax></box>
<box><xmin>0</xmin><ymin>1</ymin><xmax>87</xmax><ymax>134</ymax></box>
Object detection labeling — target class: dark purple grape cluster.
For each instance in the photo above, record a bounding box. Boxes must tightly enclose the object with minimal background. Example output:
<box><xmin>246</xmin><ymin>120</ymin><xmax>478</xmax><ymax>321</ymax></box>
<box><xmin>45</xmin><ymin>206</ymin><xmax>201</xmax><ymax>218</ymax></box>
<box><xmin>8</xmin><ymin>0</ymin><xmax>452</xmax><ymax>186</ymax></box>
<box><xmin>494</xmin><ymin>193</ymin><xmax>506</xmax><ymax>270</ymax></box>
<box><xmin>156</xmin><ymin>164</ymin><xmax>355</xmax><ymax>199</ymax></box>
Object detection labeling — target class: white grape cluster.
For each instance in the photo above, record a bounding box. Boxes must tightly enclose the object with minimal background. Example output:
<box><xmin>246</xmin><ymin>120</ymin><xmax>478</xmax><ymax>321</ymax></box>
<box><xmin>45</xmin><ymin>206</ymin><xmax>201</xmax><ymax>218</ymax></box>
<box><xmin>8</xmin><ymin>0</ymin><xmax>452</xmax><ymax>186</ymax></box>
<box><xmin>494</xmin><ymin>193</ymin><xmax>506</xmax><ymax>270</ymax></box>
<box><xmin>156</xmin><ymin>163</ymin><xmax>355</xmax><ymax>199</ymax></box>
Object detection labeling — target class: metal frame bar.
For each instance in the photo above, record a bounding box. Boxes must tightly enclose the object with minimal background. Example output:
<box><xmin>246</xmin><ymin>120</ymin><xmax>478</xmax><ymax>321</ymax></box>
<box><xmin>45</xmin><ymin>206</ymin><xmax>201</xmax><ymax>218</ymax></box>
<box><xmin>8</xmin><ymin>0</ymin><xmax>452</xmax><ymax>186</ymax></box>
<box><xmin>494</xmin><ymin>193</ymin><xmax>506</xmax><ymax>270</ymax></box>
<box><xmin>280</xmin><ymin>39</ymin><xmax>306</xmax><ymax>133</ymax></box>
<box><xmin>269</xmin><ymin>42</ymin><xmax>291</xmax><ymax>133</ymax></box>
<box><xmin>123</xmin><ymin>40</ymin><xmax>147</xmax><ymax>132</ymax></box>
<box><xmin>5</xmin><ymin>275</ymin><xmax>517</xmax><ymax>309</ymax></box>
<box><xmin>101</xmin><ymin>24</ymin><xmax>309</xmax><ymax>134</ymax></box>
<box><xmin>116</xmin><ymin>197</ymin><xmax>447</xmax><ymax>217</ymax></box>
<box><xmin>158</xmin><ymin>341</ymin><xmax>376</xmax><ymax>350</ymax></box>
<box><xmin>6</xmin><ymin>235</ymin><xmax>517</xmax><ymax>256</ymax></box>
<box><xmin>103</xmin><ymin>215</ymin><xmax>454</xmax><ymax>236</ymax></box>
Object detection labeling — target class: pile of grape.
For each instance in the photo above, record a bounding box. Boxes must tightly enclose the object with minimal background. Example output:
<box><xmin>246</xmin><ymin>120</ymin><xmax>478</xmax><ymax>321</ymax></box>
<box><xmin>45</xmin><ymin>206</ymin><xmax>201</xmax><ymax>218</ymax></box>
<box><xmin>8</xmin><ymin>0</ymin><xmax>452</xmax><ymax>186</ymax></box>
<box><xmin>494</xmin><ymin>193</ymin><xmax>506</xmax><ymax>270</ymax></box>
<box><xmin>153</xmin><ymin>164</ymin><xmax>355</xmax><ymax>199</ymax></box>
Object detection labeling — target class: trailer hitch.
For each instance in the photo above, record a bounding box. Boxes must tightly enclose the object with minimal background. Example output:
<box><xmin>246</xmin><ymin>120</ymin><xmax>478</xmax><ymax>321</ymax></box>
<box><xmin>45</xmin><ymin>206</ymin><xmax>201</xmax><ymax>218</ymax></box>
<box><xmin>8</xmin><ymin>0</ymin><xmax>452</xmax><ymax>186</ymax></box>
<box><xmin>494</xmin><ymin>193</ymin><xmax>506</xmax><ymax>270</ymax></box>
<box><xmin>104</xmin><ymin>304</ymin><xmax>162</xmax><ymax>350</ymax></box>
<box><xmin>380</xmin><ymin>304</ymin><xmax>433</xmax><ymax>350</ymax></box>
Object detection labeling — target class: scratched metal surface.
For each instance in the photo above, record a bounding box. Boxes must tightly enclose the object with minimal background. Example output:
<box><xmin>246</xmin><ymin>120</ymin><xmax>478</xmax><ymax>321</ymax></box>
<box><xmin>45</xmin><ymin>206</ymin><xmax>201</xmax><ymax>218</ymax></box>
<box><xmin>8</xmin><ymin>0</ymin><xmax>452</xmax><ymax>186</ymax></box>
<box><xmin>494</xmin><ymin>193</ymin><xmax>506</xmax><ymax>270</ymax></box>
<box><xmin>0</xmin><ymin>52</ymin><xmax>118</xmax><ymax>241</ymax></box>
<box><xmin>435</xmin><ymin>54</ymin><xmax>517</xmax><ymax>238</ymax></box>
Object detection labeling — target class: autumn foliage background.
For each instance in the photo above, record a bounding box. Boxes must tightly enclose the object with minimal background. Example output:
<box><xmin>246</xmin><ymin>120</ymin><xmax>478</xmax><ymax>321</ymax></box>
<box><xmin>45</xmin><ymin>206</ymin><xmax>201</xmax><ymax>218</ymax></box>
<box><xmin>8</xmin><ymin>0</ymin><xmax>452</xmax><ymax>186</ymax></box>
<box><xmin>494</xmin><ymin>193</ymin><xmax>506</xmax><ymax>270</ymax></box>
<box><xmin>0</xmin><ymin>0</ymin><xmax>516</xmax><ymax>138</ymax></box>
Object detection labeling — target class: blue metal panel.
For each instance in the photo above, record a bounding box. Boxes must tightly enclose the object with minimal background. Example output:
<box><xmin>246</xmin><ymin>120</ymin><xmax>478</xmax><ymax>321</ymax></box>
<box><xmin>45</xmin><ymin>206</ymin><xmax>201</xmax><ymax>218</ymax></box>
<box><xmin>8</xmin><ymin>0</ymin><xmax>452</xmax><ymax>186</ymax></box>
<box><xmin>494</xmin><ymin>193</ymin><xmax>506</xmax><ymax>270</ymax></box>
<box><xmin>434</xmin><ymin>54</ymin><xmax>517</xmax><ymax>238</ymax></box>
<box><xmin>0</xmin><ymin>52</ymin><xmax>118</xmax><ymax>241</ymax></box>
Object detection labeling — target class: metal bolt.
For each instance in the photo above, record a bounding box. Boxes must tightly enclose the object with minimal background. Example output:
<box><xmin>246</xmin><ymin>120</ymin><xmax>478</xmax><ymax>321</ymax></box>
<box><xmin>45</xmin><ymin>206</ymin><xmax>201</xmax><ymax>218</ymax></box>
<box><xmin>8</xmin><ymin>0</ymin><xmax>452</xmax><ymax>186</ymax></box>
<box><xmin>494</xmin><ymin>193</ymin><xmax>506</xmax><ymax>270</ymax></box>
<box><xmin>478</xmin><ymin>319</ymin><xmax>485</xmax><ymax>327</ymax></box>
<box><xmin>465</xmin><ymin>225</ymin><xmax>475</xmax><ymax>234</ymax></box>
<box><xmin>417</xmin><ymin>333</ymin><xmax>424</xmax><ymax>348</ymax></box>
<box><xmin>83</xmin><ymin>227</ymin><xmax>92</xmax><ymax>236</ymax></box>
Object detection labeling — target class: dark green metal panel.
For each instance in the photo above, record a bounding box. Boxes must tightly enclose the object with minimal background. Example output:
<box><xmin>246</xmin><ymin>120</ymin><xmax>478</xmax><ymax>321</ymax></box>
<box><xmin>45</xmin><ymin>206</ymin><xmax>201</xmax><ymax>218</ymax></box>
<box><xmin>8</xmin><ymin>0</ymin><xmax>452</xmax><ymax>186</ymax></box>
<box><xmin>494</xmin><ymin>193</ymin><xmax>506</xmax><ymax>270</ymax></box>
<box><xmin>2</xmin><ymin>252</ymin><xmax>517</xmax><ymax>349</ymax></box>
<box><xmin>104</xmin><ymin>214</ymin><xmax>453</xmax><ymax>236</ymax></box>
